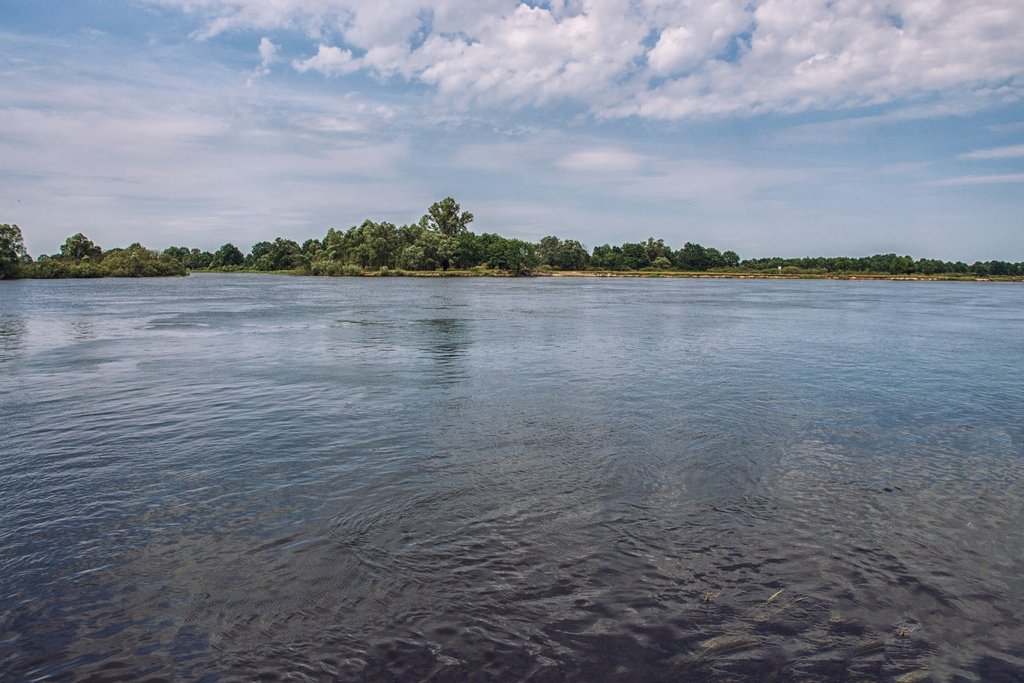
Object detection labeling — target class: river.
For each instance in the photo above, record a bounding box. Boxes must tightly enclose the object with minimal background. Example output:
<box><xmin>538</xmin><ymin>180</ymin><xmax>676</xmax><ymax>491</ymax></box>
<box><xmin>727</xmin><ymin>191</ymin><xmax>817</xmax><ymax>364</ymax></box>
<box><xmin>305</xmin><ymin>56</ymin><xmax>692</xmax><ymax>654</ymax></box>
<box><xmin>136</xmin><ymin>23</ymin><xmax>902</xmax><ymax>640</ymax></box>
<box><xmin>2</xmin><ymin>274</ymin><xmax>1022</xmax><ymax>680</ymax></box>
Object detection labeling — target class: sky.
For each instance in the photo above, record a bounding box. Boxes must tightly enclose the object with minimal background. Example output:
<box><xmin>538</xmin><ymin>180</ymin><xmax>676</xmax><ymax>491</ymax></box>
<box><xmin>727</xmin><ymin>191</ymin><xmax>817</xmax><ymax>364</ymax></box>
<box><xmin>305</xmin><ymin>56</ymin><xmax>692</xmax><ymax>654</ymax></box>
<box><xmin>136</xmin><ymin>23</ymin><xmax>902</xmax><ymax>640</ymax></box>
<box><xmin>1</xmin><ymin>0</ymin><xmax>1022</xmax><ymax>261</ymax></box>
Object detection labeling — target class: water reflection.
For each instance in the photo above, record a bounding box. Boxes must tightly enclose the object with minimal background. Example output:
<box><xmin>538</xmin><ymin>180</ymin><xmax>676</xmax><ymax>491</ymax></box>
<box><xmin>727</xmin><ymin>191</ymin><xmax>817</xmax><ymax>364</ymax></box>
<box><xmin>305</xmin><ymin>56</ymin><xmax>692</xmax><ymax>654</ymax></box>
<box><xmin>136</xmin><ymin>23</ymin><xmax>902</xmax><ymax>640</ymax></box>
<box><xmin>417</xmin><ymin>317</ymin><xmax>469</xmax><ymax>373</ymax></box>
<box><xmin>0</xmin><ymin>313</ymin><xmax>27</xmax><ymax>362</ymax></box>
<box><xmin>417</xmin><ymin>285</ymin><xmax>473</xmax><ymax>380</ymax></box>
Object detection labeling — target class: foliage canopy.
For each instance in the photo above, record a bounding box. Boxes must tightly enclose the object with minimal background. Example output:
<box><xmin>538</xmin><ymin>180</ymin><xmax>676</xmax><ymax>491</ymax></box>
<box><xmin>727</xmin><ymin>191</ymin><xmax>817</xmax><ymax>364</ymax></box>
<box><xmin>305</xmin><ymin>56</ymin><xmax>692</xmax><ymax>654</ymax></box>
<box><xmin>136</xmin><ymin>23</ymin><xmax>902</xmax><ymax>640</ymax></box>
<box><xmin>0</xmin><ymin>224</ymin><xmax>31</xmax><ymax>279</ymax></box>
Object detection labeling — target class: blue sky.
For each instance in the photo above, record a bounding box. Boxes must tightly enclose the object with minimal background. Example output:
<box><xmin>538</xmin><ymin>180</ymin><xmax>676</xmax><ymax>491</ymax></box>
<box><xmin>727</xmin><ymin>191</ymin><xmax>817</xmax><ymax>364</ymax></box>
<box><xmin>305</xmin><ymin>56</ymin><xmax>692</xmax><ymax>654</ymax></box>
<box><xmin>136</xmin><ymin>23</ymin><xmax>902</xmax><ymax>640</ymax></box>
<box><xmin>1</xmin><ymin>0</ymin><xmax>1022</xmax><ymax>260</ymax></box>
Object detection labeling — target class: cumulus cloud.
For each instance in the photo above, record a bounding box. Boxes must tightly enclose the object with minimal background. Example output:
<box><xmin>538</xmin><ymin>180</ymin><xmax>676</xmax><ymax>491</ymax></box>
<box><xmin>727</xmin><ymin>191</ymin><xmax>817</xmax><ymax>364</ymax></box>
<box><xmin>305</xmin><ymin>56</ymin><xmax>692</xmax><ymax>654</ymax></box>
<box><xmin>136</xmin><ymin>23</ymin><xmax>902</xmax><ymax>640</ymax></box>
<box><xmin>247</xmin><ymin>36</ymin><xmax>280</xmax><ymax>84</ymax></box>
<box><xmin>646</xmin><ymin>1</ymin><xmax>751</xmax><ymax>76</ymax></box>
<box><xmin>92</xmin><ymin>0</ymin><xmax>1024</xmax><ymax>119</ymax></box>
<box><xmin>258</xmin><ymin>36</ymin><xmax>279</xmax><ymax>67</ymax></box>
<box><xmin>293</xmin><ymin>44</ymin><xmax>360</xmax><ymax>75</ymax></box>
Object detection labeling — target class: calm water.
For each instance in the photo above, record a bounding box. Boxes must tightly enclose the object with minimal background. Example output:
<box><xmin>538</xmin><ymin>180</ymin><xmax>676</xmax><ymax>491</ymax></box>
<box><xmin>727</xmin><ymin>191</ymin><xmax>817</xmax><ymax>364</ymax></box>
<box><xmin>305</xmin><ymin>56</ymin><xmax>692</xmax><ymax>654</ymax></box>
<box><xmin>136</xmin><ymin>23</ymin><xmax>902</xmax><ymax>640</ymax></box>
<box><xmin>1</xmin><ymin>274</ymin><xmax>1023</xmax><ymax>681</ymax></box>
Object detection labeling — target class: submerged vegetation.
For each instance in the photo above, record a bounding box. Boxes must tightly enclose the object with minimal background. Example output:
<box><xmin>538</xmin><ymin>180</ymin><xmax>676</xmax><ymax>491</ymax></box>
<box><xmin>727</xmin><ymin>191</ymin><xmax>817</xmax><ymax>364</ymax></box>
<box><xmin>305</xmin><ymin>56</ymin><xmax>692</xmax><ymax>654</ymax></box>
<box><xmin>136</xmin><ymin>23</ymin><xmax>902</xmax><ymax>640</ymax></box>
<box><xmin>3</xmin><ymin>200</ymin><xmax>1024</xmax><ymax>281</ymax></box>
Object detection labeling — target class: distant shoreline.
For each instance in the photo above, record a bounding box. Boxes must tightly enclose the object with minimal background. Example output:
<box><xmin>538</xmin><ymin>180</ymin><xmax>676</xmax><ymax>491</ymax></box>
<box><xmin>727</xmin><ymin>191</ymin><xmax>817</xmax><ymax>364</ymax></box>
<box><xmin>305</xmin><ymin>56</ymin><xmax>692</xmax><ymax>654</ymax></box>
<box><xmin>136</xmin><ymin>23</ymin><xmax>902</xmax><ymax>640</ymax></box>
<box><xmin>541</xmin><ymin>270</ymin><xmax>1021</xmax><ymax>282</ymax></box>
<box><xmin>178</xmin><ymin>268</ymin><xmax>1024</xmax><ymax>282</ymax></box>
<box><xmin>7</xmin><ymin>205</ymin><xmax>1021</xmax><ymax>281</ymax></box>
<box><xmin>8</xmin><ymin>267</ymin><xmax>1021</xmax><ymax>282</ymax></box>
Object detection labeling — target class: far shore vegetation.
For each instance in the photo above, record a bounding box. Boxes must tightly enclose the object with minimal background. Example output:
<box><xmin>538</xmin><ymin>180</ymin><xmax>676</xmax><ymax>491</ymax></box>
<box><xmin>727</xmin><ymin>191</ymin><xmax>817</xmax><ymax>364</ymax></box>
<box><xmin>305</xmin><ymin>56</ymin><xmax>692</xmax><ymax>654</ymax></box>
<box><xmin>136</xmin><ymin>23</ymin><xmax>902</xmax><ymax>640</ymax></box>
<box><xmin>3</xmin><ymin>199</ymin><xmax>1023</xmax><ymax>282</ymax></box>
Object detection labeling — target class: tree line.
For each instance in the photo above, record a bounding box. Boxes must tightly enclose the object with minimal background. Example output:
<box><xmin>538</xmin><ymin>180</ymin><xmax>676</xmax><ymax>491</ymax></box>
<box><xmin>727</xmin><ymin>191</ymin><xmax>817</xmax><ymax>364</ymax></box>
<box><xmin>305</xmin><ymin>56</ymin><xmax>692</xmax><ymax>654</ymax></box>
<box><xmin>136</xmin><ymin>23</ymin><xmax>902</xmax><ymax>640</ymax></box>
<box><xmin>3</xmin><ymin>199</ymin><xmax>1024</xmax><ymax>280</ymax></box>
<box><xmin>1</xmin><ymin>226</ymin><xmax>186</xmax><ymax>279</ymax></box>
<box><xmin>160</xmin><ymin>198</ymin><xmax>540</xmax><ymax>275</ymax></box>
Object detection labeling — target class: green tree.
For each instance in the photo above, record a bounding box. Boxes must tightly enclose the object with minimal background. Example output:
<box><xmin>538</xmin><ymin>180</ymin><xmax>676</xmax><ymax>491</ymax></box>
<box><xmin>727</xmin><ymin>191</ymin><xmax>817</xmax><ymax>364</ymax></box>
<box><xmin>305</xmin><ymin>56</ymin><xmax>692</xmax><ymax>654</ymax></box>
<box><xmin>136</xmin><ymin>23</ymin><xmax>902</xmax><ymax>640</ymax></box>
<box><xmin>916</xmin><ymin>258</ymin><xmax>946</xmax><ymax>275</ymax></box>
<box><xmin>704</xmin><ymin>247</ymin><xmax>724</xmax><ymax>268</ymax></box>
<box><xmin>346</xmin><ymin>220</ymin><xmax>402</xmax><ymax>270</ymax></box>
<box><xmin>246</xmin><ymin>241</ymin><xmax>274</xmax><ymax>269</ymax></box>
<box><xmin>676</xmin><ymin>242</ymin><xmax>711</xmax><ymax>271</ymax></box>
<box><xmin>243</xmin><ymin>238</ymin><xmax>304</xmax><ymax>270</ymax></box>
<box><xmin>422</xmin><ymin>197</ymin><xmax>474</xmax><ymax>237</ymax></box>
<box><xmin>301</xmin><ymin>238</ymin><xmax>323</xmax><ymax>260</ymax></box>
<box><xmin>644</xmin><ymin>238</ymin><xmax>673</xmax><ymax>265</ymax></box>
<box><xmin>987</xmin><ymin>260</ymin><xmax>1013</xmax><ymax>276</ymax></box>
<box><xmin>212</xmin><ymin>243</ymin><xmax>244</xmax><ymax>267</ymax></box>
<box><xmin>403</xmin><ymin>230</ymin><xmax>458</xmax><ymax>270</ymax></box>
<box><xmin>721</xmin><ymin>250</ymin><xmax>740</xmax><ymax>268</ymax></box>
<box><xmin>620</xmin><ymin>242</ymin><xmax>651</xmax><ymax>270</ymax></box>
<box><xmin>831</xmin><ymin>256</ymin><xmax>854</xmax><ymax>272</ymax></box>
<box><xmin>60</xmin><ymin>233</ymin><xmax>103</xmax><ymax>261</ymax></box>
<box><xmin>162</xmin><ymin>246</ymin><xmax>191</xmax><ymax>264</ymax></box>
<box><xmin>453</xmin><ymin>232</ymin><xmax>483</xmax><ymax>269</ymax></box>
<box><xmin>537</xmin><ymin>235</ymin><xmax>562</xmax><ymax>267</ymax></box>
<box><xmin>650</xmin><ymin>256</ymin><xmax>672</xmax><ymax>270</ymax></box>
<box><xmin>0</xmin><ymin>224</ymin><xmax>31</xmax><ymax>278</ymax></box>
<box><xmin>268</xmin><ymin>238</ymin><xmax>304</xmax><ymax>270</ymax></box>
<box><xmin>187</xmin><ymin>249</ymin><xmax>215</xmax><ymax>269</ymax></box>
<box><xmin>501</xmin><ymin>238</ymin><xmax>538</xmax><ymax>273</ymax></box>
<box><xmin>554</xmin><ymin>239</ymin><xmax>589</xmax><ymax>270</ymax></box>
<box><xmin>163</xmin><ymin>246</ymin><xmax>215</xmax><ymax>270</ymax></box>
<box><xmin>320</xmin><ymin>228</ymin><xmax>348</xmax><ymax>262</ymax></box>
<box><xmin>400</xmin><ymin>243</ymin><xmax>428</xmax><ymax>270</ymax></box>
<box><xmin>100</xmin><ymin>243</ymin><xmax>186</xmax><ymax>277</ymax></box>
<box><xmin>591</xmin><ymin>244</ymin><xmax>625</xmax><ymax>270</ymax></box>
<box><xmin>476</xmin><ymin>233</ymin><xmax>536</xmax><ymax>272</ymax></box>
<box><xmin>889</xmin><ymin>255</ymin><xmax>914</xmax><ymax>274</ymax></box>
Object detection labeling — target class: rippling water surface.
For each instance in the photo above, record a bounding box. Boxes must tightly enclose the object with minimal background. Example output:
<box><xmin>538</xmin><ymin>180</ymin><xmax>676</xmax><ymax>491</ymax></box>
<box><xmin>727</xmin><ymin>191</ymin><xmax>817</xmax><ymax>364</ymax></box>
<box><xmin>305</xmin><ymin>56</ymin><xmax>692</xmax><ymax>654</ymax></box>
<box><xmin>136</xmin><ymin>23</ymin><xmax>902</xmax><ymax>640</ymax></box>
<box><xmin>2</xmin><ymin>274</ymin><xmax>1023</xmax><ymax>681</ymax></box>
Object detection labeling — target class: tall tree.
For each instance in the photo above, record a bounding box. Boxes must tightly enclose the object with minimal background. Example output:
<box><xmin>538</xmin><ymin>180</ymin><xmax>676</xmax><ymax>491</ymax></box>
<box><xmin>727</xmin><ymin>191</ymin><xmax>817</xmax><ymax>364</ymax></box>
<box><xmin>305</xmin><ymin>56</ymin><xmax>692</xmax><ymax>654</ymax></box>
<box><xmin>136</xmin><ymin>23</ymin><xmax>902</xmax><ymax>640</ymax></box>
<box><xmin>60</xmin><ymin>233</ymin><xmax>102</xmax><ymax>261</ymax></box>
<box><xmin>620</xmin><ymin>242</ymin><xmax>651</xmax><ymax>270</ymax></box>
<box><xmin>676</xmin><ymin>242</ymin><xmax>711</xmax><ymax>271</ymax></box>
<box><xmin>162</xmin><ymin>246</ymin><xmax>191</xmax><ymax>265</ymax></box>
<box><xmin>554</xmin><ymin>239</ymin><xmax>589</xmax><ymax>270</ymax></box>
<box><xmin>0</xmin><ymin>224</ymin><xmax>31</xmax><ymax>278</ymax></box>
<box><xmin>212</xmin><ymin>243</ymin><xmax>244</xmax><ymax>267</ymax></box>
<box><xmin>422</xmin><ymin>197</ymin><xmax>474</xmax><ymax>237</ymax></box>
<box><xmin>537</xmin><ymin>235</ymin><xmax>562</xmax><ymax>267</ymax></box>
<box><xmin>591</xmin><ymin>244</ymin><xmax>625</xmax><ymax>270</ymax></box>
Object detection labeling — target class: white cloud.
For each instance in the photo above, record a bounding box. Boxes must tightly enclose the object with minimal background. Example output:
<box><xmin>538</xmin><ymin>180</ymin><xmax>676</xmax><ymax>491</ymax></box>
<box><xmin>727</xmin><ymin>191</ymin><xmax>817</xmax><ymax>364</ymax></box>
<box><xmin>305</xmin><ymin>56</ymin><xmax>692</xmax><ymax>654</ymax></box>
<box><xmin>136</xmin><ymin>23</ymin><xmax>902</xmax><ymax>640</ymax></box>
<box><xmin>258</xmin><ymin>36</ymin><xmax>279</xmax><ymax>67</ymax></box>
<box><xmin>146</xmin><ymin>0</ymin><xmax>1024</xmax><ymax>119</ymax></box>
<box><xmin>616</xmin><ymin>1</ymin><xmax>1024</xmax><ymax>119</ymax></box>
<box><xmin>292</xmin><ymin>44</ymin><xmax>360</xmax><ymax>75</ymax></box>
<box><xmin>247</xmin><ymin>36</ymin><xmax>280</xmax><ymax>84</ymax></box>
<box><xmin>931</xmin><ymin>173</ymin><xmax>1024</xmax><ymax>186</ymax></box>
<box><xmin>5</xmin><ymin>3</ymin><xmax>1024</xmax><ymax>261</ymax></box>
<box><xmin>958</xmin><ymin>143</ymin><xmax>1024</xmax><ymax>160</ymax></box>
<box><xmin>558</xmin><ymin>148</ymin><xmax>650</xmax><ymax>172</ymax></box>
<box><xmin>396</xmin><ymin>3</ymin><xmax>647</xmax><ymax>109</ymax></box>
<box><xmin>646</xmin><ymin>0</ymin><xmax>751</xmax><ymax>76</ymax></box>
<box><xmin>301</xmin><ymin>116</ymin><xmax>365</xmax><ymax>133</ymax></box>
<box><xmin>0</xmin><ymin>33</ymin><xmax>417</xmax><ymax>253</ymax></box>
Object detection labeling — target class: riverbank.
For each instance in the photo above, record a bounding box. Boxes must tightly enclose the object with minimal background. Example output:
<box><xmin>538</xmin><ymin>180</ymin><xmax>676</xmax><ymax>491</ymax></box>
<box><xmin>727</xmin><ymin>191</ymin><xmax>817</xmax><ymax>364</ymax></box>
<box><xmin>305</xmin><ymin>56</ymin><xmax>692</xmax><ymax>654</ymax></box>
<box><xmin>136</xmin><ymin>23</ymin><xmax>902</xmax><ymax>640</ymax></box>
<box><xmin>10</xmin><ymin>264</ymin><xmax>1022</xmax><ymax>282</ymax></box>
<box><xmin>189</xmin><ymin>268</ymin><xmax>1024</xmax><ymax>282</ymax></box>
<box><xmin>541</xmin><ymin>270</ymin><xmax>1023</xmax><ymax>282</ymax></box>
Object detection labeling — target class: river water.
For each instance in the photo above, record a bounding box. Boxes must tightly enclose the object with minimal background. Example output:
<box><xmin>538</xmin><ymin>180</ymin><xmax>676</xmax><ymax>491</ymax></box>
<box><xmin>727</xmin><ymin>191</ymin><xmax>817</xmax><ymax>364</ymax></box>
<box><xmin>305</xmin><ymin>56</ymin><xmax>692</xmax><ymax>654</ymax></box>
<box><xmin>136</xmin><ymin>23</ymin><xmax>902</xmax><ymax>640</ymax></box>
<box><xmin>1</xmin><ymin>274</ymin><xmax>1022</xmax><ymax>681</ymax></box>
